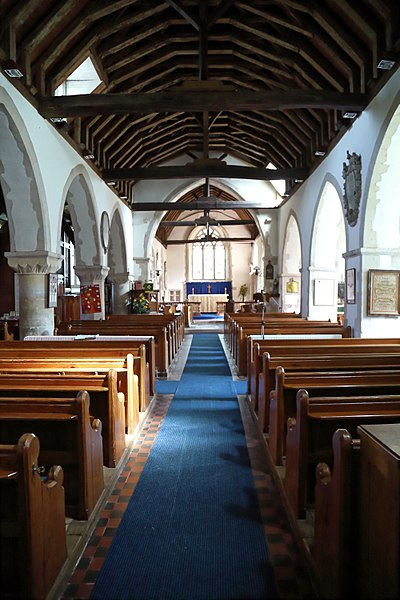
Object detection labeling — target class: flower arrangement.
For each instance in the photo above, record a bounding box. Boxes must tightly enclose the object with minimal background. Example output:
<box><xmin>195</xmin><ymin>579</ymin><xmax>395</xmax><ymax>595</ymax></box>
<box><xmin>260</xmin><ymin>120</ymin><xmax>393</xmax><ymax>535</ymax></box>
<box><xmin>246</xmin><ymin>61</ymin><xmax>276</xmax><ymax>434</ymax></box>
<box><xmin>131</xmin><ymin>292</ymin><xmax>150</xmax><ymax>314</ymax></box>
<box><xmin>239</xmin><ymin>283</ymin><xmax>249</xmax><ymax>302</ymax></box>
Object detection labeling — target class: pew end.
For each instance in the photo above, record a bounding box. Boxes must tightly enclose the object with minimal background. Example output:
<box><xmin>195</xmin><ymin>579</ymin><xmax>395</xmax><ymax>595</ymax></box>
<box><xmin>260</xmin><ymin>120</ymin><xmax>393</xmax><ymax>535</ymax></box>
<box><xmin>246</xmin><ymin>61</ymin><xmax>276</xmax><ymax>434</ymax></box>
<box><xmin>0</xmin><ymin>433</ymin><xmax>67</xmax><ymax>599</ymax></box>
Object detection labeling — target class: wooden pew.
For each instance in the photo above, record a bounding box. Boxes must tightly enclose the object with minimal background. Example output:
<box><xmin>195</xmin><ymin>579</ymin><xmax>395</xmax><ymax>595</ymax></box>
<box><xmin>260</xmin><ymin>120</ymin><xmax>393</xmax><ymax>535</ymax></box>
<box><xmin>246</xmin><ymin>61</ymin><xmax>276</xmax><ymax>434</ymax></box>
<box><xmin>233</xmin><ymin>323</ymin><xmax>351</xmax><ymax>376</ymax></box>
<box><xmin>269</xmin><ymin>366</ymin><xmax>400</xmax><ymax>465</ymax></box>
<box><xmin>0</xmin><ymin>342</ymin><xmax>144</xmax><ymax>428</ymax></box>
<box><xmin>105</xmin><ymin>313</ymin><xmax>183</xmax><ymax>363</ymax></box>
<box><xmin>258</xmin><ymin>346</ymin><xmax>400</xmax><ymax>431</ymax></box>
<box><xmin>56</xmin><ymin>321</ymin><xmax>170</xmax><ymax>377</ymax></box>
<box><xmin>248</xmin><ymin>337</ymin><xmax>400</xmax><ymax>419</ymax></box>
<box><xmin>313</xmin><ymin>429</ymin><xmax>361</xmax><ymax>600</ymax></box>
<box><xmin>0</xmin><ymin>433</ymin><xmax>67</xmax><ymax>599</ymax></box>
<box><xmin>284</xmin><ymin>388</ymin><xmax>400</xmax><ymax>518</ymax></box>
<box><xmin>0</xmin><ymin>369</ymin><xmax>125</xmax><ymax>468</ymax></box>
<box><xmin>314</xmin><ymin>425</ymin><xmax>400</xmax><ymax>600</ymax></box>
<box><xmin>0</xmin><ymin>391</ymin><xmax>104</xmax><ymax>520</ymax></box>
<box><xmin>22</xmin><ymin>334</ymin><xmax>156</xmax><ymax>398</ymax></box>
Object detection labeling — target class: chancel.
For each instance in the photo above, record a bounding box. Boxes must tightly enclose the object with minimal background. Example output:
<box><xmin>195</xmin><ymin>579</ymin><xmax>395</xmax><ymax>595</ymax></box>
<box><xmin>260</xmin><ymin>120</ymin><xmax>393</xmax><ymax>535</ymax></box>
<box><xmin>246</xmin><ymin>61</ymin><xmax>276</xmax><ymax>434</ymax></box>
<box><xmin>186</xmin><ymin>281</ymin><xmax>231</xmax><ymax>313</ymax></box>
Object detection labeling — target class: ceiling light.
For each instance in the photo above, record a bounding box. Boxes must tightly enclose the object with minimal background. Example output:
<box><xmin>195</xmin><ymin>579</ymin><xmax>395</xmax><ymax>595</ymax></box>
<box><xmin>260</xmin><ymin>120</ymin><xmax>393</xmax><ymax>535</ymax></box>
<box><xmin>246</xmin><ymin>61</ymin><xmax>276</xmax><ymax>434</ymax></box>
<box><xmin>343</xmin><ymin>112</ymin><xmax>357</xmax><ymax>119</ymax></box>
<box><xmin>2</xmin><ymin>59</ymin><xmax>23</xmax><ymax>78</ymax></box>
<box><xmin>107</xmin><ymin>181</ymin><xmax>116</xmax><ymax>186</ymax></box>
<box><xmin>314</xmin><ymin>150</ymin><xmax>326</xmax><ymax>157</ymax></box>
<box><xmin>120</xmin><ymin>195</ymin><xmax>128</xmax><ymax>200</ymax></box>
<box><xmin>82</xmin><ymin>148</ymin><xmax>95</xmax><ymax>160</ymax></box>
<box><xmin>294</xmin><ymin>179</ymin><xmax>303</xmax><ymax>183</ymax></box>
<box><xmin>377</xmin><ymin>59</ymin><xmax>395</xmax><ymax>70</ymax></box>
<box><xmin>50</xmin><ymin>117</ymin><xmax>66</xmax><ymax>123</ymax></box>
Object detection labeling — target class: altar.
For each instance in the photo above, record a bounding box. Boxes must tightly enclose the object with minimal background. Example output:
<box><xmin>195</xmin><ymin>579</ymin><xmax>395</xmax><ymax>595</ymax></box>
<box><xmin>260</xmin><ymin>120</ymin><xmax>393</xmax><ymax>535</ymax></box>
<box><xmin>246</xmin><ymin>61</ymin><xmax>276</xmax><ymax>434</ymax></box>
<box><xmin>188</xmin><ymin>294</ymin><xmax>228</xmax><ymax>313</ymax></box>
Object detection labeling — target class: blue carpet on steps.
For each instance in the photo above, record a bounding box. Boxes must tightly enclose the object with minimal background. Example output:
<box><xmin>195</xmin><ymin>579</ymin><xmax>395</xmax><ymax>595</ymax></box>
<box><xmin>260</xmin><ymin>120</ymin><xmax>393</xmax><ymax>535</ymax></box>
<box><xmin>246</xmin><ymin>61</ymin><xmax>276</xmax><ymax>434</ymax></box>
<box><xmin>192</xmin><ymin>312</ymin><xmax>224</xmax><ymax>320</ymax></box>
<box><xmin>91</xmin><ymin>333</ymin><xmax>277</xmax><ymax>600</ymax></box>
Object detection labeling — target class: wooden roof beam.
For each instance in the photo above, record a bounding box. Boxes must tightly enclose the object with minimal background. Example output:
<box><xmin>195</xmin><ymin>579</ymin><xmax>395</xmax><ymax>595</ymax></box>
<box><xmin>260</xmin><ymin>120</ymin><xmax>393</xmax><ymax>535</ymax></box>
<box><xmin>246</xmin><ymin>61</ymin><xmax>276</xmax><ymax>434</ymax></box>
<box><xmin>39</xmin><ymin>89</ymin><xmax>366</xmax><ymax>118</ymax></box>
<box><xmin>104</xmin><ymin>164</ymin><xmax>307</xmax><ymax>182</ymax></box>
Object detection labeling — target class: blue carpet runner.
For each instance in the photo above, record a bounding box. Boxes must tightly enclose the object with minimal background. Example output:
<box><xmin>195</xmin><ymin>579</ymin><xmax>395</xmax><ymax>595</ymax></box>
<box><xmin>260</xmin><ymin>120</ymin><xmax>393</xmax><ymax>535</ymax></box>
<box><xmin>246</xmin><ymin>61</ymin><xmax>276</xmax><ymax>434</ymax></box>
<box><xmin>91</xmin><ymin>334</ymin><xmax>277</xmax><ymax>600</ymax></box>
<box><xmin>193</xmin><ymin>312</ymin><xmax>224</xmax><ymax>320</ymax></box>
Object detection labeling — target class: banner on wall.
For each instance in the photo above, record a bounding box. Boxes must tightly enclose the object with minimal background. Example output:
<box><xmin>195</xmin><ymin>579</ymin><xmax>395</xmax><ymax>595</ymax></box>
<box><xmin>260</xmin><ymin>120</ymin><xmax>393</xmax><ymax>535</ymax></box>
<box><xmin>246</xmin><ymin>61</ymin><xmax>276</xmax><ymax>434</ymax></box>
<box><xmin>80</xmin><ymin>284</ymin><xmax>102</xmax><ymax>314</ymax></box>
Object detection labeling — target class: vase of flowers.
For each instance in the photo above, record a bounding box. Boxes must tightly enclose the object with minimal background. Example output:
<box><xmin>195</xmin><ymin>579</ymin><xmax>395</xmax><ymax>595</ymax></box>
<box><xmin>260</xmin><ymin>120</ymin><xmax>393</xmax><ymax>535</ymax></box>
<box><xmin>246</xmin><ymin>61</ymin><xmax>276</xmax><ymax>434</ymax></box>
<box><xmin>239</xmin><ymin>284</ymin><xmax>249</xmax><ymax>302</ymax></box>
<box><xmin>131</xmin><ymin>292</ymin><xmax>150</xmax><ymax>314</ymax></box>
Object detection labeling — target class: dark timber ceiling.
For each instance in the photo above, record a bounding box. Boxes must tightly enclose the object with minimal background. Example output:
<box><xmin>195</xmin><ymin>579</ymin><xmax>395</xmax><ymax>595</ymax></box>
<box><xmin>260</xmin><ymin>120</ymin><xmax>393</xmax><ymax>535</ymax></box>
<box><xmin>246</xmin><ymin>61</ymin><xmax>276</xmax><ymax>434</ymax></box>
<box><xmin>1</xmin><ymin>0</ymin><xmax>400</xmax><ymax>233</ymax></box>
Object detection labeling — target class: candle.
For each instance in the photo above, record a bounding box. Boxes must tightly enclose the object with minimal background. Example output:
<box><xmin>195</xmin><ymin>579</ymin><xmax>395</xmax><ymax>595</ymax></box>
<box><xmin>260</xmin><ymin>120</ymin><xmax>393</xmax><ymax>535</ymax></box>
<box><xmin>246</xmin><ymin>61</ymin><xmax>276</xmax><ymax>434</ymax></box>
<box><xmin>192</xmin><ymin>288</ymin><xmax>194</xmax><ymax>294</ymax></box>
<box><xmin>224</xmin><ymin>287</ymin><xmax>227</xmax><ymax>294</ymax></box>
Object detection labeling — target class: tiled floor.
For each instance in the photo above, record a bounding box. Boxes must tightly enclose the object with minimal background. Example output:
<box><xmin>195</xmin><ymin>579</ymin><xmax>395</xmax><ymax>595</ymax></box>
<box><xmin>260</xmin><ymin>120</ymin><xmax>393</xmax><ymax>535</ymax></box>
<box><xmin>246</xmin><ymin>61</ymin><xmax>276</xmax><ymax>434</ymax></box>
<box><xmin>51</xmin><ymin>326</ymin><xmax>319</xmax><ymax>600</ymax></box>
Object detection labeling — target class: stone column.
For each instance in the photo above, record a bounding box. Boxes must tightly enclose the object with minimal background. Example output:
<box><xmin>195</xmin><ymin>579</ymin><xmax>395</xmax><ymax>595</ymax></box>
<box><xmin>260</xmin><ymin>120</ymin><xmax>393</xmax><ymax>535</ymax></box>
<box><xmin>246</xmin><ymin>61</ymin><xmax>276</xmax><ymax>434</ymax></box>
<box><xmin>5</xmin><ymin>251</ymin><xmax>63</xmax><ymax>339</ymax></box>
<box><xmin>133</xmin><ymin>257</ymin><xmax>150</xmax><ymax>284</ymax></box>
<box><xmin>74</xmin><ymin>265</ymin><xmax>109</xmax><ymax>320</ymax></box>
<box><xmin>107</xmin><ymin>272</ymin><xmax>131</xmax><ymax>315</ymax></box>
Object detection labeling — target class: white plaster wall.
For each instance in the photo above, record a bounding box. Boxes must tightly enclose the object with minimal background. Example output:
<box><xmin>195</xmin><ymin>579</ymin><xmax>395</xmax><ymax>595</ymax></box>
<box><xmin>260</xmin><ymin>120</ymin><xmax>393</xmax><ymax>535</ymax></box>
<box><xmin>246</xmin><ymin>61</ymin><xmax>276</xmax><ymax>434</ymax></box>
<box><xmin>0</xmin><ymin>74</ymin><xmax>132</xmax><ymax>269</ymax></box>
<box><xmin>278</xmin><ymin>67</ymin><xmax>400</xmax><ymax>334</ymax></box>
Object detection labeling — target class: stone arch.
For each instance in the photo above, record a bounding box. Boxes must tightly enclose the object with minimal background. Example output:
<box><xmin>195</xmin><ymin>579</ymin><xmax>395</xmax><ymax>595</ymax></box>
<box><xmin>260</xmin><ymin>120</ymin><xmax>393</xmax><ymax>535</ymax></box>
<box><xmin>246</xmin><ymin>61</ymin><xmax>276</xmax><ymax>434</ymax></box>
<box><xmin>358</xmin><ymin>95</ymin><xmax>400</xmax><ymax>336</ymax></box>
<box><xmin>60</xmin><ymin>168</ymin><xmax>100</xmax><ymax>267</ymax></box>
<box><xmin>363</xmin><ymin>100</ymin><xmax>400</xmax><ymax>250</ymax></box>
<box><xmin>309</xmin><ymin>179</ymin><xmax>346</xmax><ymax>320</ymax></box>
<box><xmin>281</xmin><ymin>211</ymin><xmax>302</xmax><ymax>313</ymax></box>
<box><xmin>143</xmin><ymin>177</ymin><xmax>265</xmax><ymax>256</ymax></box>
<box><xmin>108</xmin><ymin>207</ymin><xmax>128</xmax><ymax>275</ymax></box>
<box><xmin>0</xmin><ymin>98</ymin><xmax>48</xmax><ymax>252</ymax></box>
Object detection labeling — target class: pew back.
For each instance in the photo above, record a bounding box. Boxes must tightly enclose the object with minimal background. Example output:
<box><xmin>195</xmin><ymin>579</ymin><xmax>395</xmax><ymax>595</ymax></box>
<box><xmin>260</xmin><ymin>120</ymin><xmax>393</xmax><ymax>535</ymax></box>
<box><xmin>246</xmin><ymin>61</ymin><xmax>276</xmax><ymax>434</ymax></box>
<box><xmin>0</xmin><ymin>432</ymin><xmax>67</xmax><ymax>599</ymax></box>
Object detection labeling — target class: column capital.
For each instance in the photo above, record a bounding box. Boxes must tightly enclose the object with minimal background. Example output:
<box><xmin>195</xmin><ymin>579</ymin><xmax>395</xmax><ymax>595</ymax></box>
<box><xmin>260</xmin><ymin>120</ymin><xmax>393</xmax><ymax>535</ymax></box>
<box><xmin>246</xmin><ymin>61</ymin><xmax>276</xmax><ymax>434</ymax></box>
<box><xmin>107</xmin><ymin>271</ymin><xmax>130</xmax><ymax>286</ymax></box>
<box><xmin>5</xmin><ymin>251</ymin><xmax>63</xmax><ymax>274</ymax></box>
<box><xmin>74</xmin><ymin>265</ymin><xmax>109</xmax><ymax>283</ymax></box>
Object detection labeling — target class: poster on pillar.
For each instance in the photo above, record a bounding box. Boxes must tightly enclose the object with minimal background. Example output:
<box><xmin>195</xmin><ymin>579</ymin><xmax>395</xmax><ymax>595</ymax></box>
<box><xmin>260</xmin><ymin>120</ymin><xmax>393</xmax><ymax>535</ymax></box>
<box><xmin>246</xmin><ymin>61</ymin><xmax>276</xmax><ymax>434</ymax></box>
<box><xmin>80</xmin><ymin>284</ymin><xmax>102</xmax><ymax>314</ymax></box>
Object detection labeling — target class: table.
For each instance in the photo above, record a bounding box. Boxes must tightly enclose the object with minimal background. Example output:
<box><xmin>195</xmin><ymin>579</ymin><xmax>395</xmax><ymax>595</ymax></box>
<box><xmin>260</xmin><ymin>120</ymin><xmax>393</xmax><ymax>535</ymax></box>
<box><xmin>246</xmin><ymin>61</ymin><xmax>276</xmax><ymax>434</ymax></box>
<box><xmin>188</xmin><ymin>294</ymin><xmax>228</xmax><ymax>313</ymax></box>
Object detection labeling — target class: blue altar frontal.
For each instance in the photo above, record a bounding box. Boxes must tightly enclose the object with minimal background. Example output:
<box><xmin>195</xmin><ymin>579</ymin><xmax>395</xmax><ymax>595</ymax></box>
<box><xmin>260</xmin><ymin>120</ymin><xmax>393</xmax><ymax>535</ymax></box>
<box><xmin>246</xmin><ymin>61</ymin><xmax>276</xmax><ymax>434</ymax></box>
<box><xmin>186</xmin><ymin>281</ymin><xmax>232</xmax><ymax>296</ymax></box>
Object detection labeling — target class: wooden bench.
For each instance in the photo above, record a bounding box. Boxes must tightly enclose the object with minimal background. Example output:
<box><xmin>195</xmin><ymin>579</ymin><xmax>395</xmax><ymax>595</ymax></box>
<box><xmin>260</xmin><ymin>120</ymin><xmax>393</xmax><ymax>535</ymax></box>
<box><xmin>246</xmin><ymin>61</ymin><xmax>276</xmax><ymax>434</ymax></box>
<box><xmin>270</xmin><ymin>366</ymin><xmax>400</xmax><ymax>466</ymax></box>
<box><xmin>0</xmin><ymin>342</ymin><xmax>144</xmax><ymax>428</ymax></box>
<box><xmin>105</xmin><ymin>313</ymin><xmax>184</xmax><ymax>363</ymax></box>
<box><xmin>233</xmin><ymin>322</ymin><xmax>351</xmax><ymax>377</ymax></box>
<box><xmin>258</xmin><ymin>346</ymin><xmax>400</xmax><ymax>431</ymax></box>
<box><xmin>313</xmin><ymin>424</ymin><xmax>400</xmax><ymax>599</ymax></box>
<box><xmin>224</xmin><ymin>313</ymin><xmax>338</xmax><ymax>355</ymax></box>
<box><xmin>0</xmin><ymin>369</ymin><xmax>125</xmax><ymax>468</ymax></box>
<box><xmin>0</xmin><ymin>391</ymin><xmax>104</xmax><ymax>520</ymax></box>
<box><xmin>247</xmin><ymin>335</ymin><xmax>353</xmax><ymax>400</ymax></box>
<box><xmin>284</xmin><ymin>388</ymin><xmax>400</xmax><ymax>518</ymax></box>
<box><xmin>23</xmin><ymin>334</ymin><xmax>156</xmax><ymax>398</ymax></box>
<box><xmin>56</xmin><ymin>321</ymin><xmax>170</xmax><ymax>377</ymax></box>
<box><xmin>313</xmin><ymin>428</ymin><xmax>361</xmax><ymax>600</ymax></box>
<box><xmin>0</xmin><ymin>432</ymin><xmax>67</xmax><ymax>599</ymax></box>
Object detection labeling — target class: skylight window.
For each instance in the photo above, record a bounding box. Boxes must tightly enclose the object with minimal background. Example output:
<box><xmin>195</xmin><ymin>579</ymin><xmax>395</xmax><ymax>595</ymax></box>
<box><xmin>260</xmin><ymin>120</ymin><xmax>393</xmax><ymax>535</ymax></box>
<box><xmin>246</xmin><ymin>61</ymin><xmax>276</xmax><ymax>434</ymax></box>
<box><xmin>266</xmin><ymin>162</ymin><xmax>286</xmax><ymax>197</ymax></box>
<box><xmin>55</xmin><ymin>56</ymin><xmax>102</xmax><ymax>96</ymax></box>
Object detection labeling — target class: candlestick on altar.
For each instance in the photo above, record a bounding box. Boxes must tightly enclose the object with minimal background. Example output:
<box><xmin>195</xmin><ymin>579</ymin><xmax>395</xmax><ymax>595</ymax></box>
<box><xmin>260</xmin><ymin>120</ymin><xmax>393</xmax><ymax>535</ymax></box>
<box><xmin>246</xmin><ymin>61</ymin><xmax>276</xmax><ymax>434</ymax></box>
<box><xmin>224</xmin><ymin>287</ymin><xmax>227</xmax><ymax>294</ymax></box>
<box><xmin>192</xmin><ymin>288</ymin><xmax>194</xmax><ymax>294</ymax></box>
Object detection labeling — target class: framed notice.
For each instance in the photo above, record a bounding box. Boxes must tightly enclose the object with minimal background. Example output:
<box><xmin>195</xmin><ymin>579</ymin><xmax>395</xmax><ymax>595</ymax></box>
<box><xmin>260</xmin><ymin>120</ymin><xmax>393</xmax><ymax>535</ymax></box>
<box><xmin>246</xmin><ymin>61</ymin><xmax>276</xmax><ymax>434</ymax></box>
<box><xmin>48</xmin><ymin>273</ymin><xmax>58</xmax><ymax>308</ymax></box>
<box><xmin>313</xmin><ymin>278</ymin><xmax>335</xmax><ymax>306</ymax></box>
<box><xmin>345</xmin><ymin>268</ymin><xmax>356</xmax><ymax>304</ymax></box>
<box><xmin>368</xmin><ymin>270</ymin><xmax>400</xmax><ymax>316</ymax></box>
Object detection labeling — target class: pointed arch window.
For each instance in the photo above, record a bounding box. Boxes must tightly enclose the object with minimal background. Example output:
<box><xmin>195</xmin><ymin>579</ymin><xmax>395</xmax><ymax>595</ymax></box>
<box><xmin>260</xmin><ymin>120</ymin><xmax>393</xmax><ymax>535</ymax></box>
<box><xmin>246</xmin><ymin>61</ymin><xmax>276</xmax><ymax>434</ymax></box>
<box><xmin>192</xmin><ymin>228</ymin><xmax>226</xmax><ymax>280</ymax></box>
